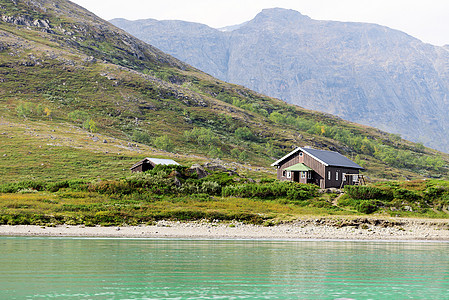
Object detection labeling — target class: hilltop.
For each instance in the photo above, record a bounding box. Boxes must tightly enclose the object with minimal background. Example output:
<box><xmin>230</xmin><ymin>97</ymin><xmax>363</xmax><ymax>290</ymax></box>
<box><xmin>111</xmin><ymin>8</ymin><xmax>449</xmax><ymax>152</ymax></box>
<box><xmin>0</xmin><ymin>0</ymin><xmax>448</xmax><ymax>184</ymax></box>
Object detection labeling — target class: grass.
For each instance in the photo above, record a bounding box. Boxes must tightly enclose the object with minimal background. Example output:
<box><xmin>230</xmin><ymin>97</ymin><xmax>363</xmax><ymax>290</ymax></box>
<box><xmin>2</xmin><ymin>164</ymin><xmax>448</xmax><ymax>226</ymax></box>
<box><xmin>0</xmin><ymin>189</ymin><xmax>358</xmax><ymax>226</ymax></box>
<box><xmin>0</xmin><ymin>119</ymin><xmax>218</xmax><ymax>183</ymax></box>
<box><xmin>2</xmin><ymin>0</ymin><xmax>449</xmax><ymax>227</ymax></box>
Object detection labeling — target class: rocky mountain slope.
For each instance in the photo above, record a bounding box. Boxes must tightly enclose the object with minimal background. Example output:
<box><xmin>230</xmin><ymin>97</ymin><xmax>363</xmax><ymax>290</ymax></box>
<box><xmin>111</xmin><ymin>8</ymin><xmax>449</xmax><ymax>152</ymax></box>
<box><xmin>1</xmin><ymin>0</ymin><xmax>448</xmax><ymax>182</ymax></box>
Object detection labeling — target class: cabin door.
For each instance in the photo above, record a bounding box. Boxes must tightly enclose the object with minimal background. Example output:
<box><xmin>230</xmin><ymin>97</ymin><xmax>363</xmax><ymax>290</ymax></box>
<box><xmin>293</xmin><ymin>171</ymin><xmax>300</xmax><ymax>182</ymax></box>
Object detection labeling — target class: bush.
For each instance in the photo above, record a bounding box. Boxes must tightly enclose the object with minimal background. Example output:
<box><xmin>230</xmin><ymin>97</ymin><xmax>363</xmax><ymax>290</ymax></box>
<box><xmin>234</xmin><ymin>127</ymin><xmax>255</xmax><ymax>141</ymax></box>
<box><xmin>0</xmin><ymin>181</ymin><xmax>47</xmax><ymax>193</ymax></box>
<box><xmin>222</xmin><ymin>181</ymin><xmax>317</xmax><ymax>201</ymax></box>
<box><xmin>357</xmin><ymin>200</ymin><xmax>378</xmax><ymax>214</ymax></box>
<box><xmin>154</xmin><ymin>135</ymin><xmax>175</xmax><ymax>152</ymax></box>
<box><xmin>132</xmin><ymin>130</ymin><xmax>152</xmax><ymax>145</ymax></box>
<box><xmin>47</xmin><ymin>179</ymin><xmax>88</xmax><ymax>192</ymax></box>
<box><xmin>345</xmin><ymin>185</ymin><xmax>393</xmax><ymax>200</ymax></box>
<box><xmin>393</xmin><ymin>188</ymin><xmax>421</xmax><ymax>201</ymax></box>
<box><xmin>200</xmin><ymin>181</ymin><xmax>221</xmax><ymax>195</ymax></box>
<box><xmin>88</xmin><ymin>180</ymin><xmax>135</xmax><ymax>195</ymax></box>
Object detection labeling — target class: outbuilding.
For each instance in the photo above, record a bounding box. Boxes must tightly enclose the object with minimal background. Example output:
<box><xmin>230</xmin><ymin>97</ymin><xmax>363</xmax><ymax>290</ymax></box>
<box><xmin>130</xmin><ymin>157</ymin><xmax>180</xmax><ymax>173</ymax></box>
<box><xmin>271</xmin><ymin>147</ymin><xmax>364</xmax><ymax>188</ymax></box>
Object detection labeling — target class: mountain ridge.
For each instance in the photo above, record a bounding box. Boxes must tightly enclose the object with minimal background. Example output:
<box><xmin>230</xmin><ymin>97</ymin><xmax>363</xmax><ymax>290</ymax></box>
<box><xmin>111</xmin><ymin>8</ymin><xmax>449</xmax><ymax>152</ymax></box>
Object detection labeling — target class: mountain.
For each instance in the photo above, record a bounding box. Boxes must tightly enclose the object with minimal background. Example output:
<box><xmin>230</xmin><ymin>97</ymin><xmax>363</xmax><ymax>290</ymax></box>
<box><xmin>111</xmin><ymin>8</ymin><xmax>449</xmax><ymax>153</ymax></box>
<box><xmin>1</xmin><ymin>0</ymin><xmax>448</xmax><ymax>183</ymax></box>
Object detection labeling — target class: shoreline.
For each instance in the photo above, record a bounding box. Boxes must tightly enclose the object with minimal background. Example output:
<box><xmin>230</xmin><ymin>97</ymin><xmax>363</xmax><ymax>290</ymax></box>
<box><xmin>1</xmin><ymin>217</ymin><xmax>449</xmax><ymax>241</ymax></box>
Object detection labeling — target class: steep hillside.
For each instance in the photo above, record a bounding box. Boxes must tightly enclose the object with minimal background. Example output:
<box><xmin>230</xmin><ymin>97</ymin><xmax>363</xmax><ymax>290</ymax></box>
<box><xmin>111</xmin><ymin>8</ymin><xmax>449</xmax><ymax>152</ymax></box>
<box><xmin>0</xmin><ymin>0</ymin><xmax>448</xmax><ymax>183</ymax></box>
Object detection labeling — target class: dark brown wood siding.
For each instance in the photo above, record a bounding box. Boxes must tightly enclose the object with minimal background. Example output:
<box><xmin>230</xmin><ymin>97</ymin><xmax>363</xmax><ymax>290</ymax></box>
<box><xmin>130</xmin><ymin>161</ymin><xmax>156</xmax><ymax>173</ymax></box>
<box><xmin>276</xmin><ymin>151</ymin><xmax>305</xmax><ymax>181</ymax></box>
<box><xmin>276</xmin><ymin>149</ymin><xmax>360</xmax><ymax>188</ymax></box>
<box><xmin>131</xmin><ymin>165</ymin><xmax>144</xmax><ymax>173</ymax></box>
<box><xmin>324</xmin><ymin>166</ymin><xmax>360</xmax><ymax>188</ymax></box>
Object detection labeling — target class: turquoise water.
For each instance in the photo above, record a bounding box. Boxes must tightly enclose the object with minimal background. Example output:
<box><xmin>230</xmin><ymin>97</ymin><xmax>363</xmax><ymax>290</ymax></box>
<box><xmin>1</xmin><ymin>238</ymin><xmax>448</xmax><ymax>299</ymax></box>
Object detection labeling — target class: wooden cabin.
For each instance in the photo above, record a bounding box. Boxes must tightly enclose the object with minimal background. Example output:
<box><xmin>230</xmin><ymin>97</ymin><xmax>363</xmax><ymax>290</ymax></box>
<box><xmin>130</xmin><ymin>158</ymin><xmax>180</xmax><ymax>173</ymax></box>
<box><xmin>271</xmin><ymin>147</ymin><xmax>364</xmax><ymax>188</ymax></box>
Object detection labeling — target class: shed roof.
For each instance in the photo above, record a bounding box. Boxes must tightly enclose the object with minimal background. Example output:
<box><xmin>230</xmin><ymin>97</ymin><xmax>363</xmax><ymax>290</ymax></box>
<box><xmin>131</xmin><ymin>157</ymin><xmax>180</xmax><ymax>169</ymax></box>
<box><xmin>284</xmin><ymin>163</ymin><xmax>313</xmax><ymax>171</ymax></box>
<box><xmin>271</xmin><ymin>147</ymin><xmax>363</xmax><ymax>170</ymax></box>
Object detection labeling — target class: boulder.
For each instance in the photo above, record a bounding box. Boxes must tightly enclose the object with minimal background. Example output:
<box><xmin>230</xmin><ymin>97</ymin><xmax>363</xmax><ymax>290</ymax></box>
<box><xmin>188</xmin><ymin>164</ymin><xmax>209</xmax><ymax>179</ymax></box>
<box><xmin>203</xmin><ymin>162</ymin><xmax>227</xmax><ymax>172</ymax></box>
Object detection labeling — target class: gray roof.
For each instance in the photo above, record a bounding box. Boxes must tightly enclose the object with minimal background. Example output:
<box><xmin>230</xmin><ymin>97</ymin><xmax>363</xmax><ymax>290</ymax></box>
<box><xmin>131</xmin><ymin>157</ymin><xmax>180</xmax><ymax>169</ymax></box>
<box><xmin>271</xmin><ymin>147</ymin><xmax>363</xmax><ymax>170</ymax></box>
<box><xmin>145</xmin><ymin>158</ymin><xmax>180</xmax><ymax>166</ymax></box>
<box><xmin>301</xmin><ymin>148</ymin><xmax>363</xmax><ymax>169</ymax></box>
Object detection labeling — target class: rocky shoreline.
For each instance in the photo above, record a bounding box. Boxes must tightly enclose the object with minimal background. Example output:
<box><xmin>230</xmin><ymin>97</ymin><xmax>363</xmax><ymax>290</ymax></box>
<box><xmin>1</xmin><ymin>217</ymin><xmax>449</xmax><ymax>241</ymax></box>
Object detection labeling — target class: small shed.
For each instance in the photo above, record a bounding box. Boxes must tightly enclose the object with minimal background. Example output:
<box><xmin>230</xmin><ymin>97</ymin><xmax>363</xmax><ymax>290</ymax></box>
<box><xmin>271</xmin><ymin>147</ymin><xmax>364</xmax><ymax>188</ymax></box>
<box><xmin>130</xmin><ymin>158</ymin><xmax>180</xmax><ymax>173</ymax></box>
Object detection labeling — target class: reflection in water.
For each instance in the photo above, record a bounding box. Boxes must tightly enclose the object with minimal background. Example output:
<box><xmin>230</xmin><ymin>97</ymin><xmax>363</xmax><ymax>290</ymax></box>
<box><xmin>1</xmin><ymin>238</ymin><xmax>448</xmax><ymax>299</ymax></box>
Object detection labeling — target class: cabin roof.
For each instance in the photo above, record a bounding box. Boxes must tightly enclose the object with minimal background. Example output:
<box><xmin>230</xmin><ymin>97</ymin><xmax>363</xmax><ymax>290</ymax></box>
<box><xmin>131</xmin><ymin>157</ymin><xmax>180</xmax><ymax>169</ymax></box>
<box><xmin>271</xmin><ymin>147</ymin><xmax>363</xmax><ymax>170</ymax></box>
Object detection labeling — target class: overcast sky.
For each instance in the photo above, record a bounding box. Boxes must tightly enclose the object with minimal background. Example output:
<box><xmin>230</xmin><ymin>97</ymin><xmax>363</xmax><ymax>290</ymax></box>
<box><xmin>71</xmin><ymin>0</ymin><xmax>449</xmax><ymax>46</ymax></box>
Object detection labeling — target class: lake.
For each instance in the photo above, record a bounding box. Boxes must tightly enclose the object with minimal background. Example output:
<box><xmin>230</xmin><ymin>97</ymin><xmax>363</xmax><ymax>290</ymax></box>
<box><xmin>1</xmin><ymin>237</ymin><xmax>448</xmax><ymax>299</ymax></box>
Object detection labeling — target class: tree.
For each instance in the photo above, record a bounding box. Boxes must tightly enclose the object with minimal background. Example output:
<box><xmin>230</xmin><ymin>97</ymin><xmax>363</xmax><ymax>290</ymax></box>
<box><xmin>154</xmin><ymin>135</ymin><xmax>174</xmax><ymax>152</ymax></box>
<box><xmin>16</xmin><ymin>103</ymin><xmax>27</xmax><ymax>118</ymax></box>
<box><xmin>239</xmin><ymin>151</ymin><xmax>249</xmax><ymax>162</ymax></box>
<box><xmin>85</xmin><ymin>119</ymin><xmax>97</xmax><ymax>133</ymax></box>
<box><xmin>132</xmin><ymin>130</ymin><xmax>151</xmax><ymax>145</ymax></box>
<box><xmin>68</xmin><ymin>110</ymin><xmax>89</xmax><ymax>123</ymax></box>
<box><xmin>234</xmin><ymin>127</ymin><xmax>254</xmax><ymax>141</ymax></box>
<box><xmin>231</xmin><ymin>148</ymin><xmax>240</xmax><ymax>159</ymax></box>
<box><xmin>44</xmin><ymin>107</ymin><xmax>52</xmax><ymax>119</ymax></box>
<box><xmin>269</xmin><ymin>111</ymin><xmax>285</xmax><ymax>124</ymax></box>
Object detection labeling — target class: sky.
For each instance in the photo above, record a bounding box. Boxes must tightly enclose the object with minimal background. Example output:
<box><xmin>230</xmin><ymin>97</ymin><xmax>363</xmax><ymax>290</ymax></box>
<box><xmin>71</xmin><ymin>0</ymin><xmax>449</xmax><ymax>46</ymax></box>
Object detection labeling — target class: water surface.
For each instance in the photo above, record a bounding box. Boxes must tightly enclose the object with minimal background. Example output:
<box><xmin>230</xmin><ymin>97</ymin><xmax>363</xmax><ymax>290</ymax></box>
<box><xmin>1</xmin><ymin>238</ymin><xmax>448</xmax><ymax>299</ymax></box>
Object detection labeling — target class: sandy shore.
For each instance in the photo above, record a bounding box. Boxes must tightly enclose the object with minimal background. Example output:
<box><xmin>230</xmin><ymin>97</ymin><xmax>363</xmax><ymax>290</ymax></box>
<box><xmin>1</xmin><ymin>218</ymin><xmax>449</xmax><ymax>241</ymax></box>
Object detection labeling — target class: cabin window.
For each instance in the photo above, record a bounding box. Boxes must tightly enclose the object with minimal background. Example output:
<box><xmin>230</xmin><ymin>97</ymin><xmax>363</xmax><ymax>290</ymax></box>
<box><xmin>307</xmin><ymin>172</ymin><xmax>311</xmax><ymax>179</ymax></box>
<box><xmin>286</xmin><ymin>171</ymin><xmax>292</xmax><ymax>179</ymax></box>
<box><xmin>336</xmin><ymin>172</ymin><xmax>339</xmax><ymax>181</ymax></box>
<box><xmin>299</xmin><ymin>152</ymin><xmax>303</xmax><ymax>157</ymax></box>
<box><xmin>343</xmin><ymin>173</ymin><xmax>346</xmax><ymax>181</ymax></box>
<box><xmin>282</xmin><ymin>170</ymin><xmax>286</xmax><ymax>177</ymax></box>
<box><xmin>353</xmin><ymin>174</ymin><xmax>358</xmax><ymax>182</ymax></box>
<box><xmin>328</xmin><ymin>171</ymin><xmax>331</xmax><ymax>180</ymax></box>
<box><xmin>301</xmin><ymin>172</ymin><xmax>306</xmax><ymax>179</ymax></box>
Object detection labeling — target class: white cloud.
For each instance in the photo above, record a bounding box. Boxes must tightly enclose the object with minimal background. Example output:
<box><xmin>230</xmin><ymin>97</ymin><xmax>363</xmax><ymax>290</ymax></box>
<box><xmin>71</xmin><ymin>0</ymin><xmax>449</xmax><ymax>45</ymax></box>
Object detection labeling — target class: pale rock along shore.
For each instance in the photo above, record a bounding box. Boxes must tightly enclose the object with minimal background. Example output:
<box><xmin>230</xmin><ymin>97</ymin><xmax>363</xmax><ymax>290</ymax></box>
<box><xmin>1</xmin><ymin>218</ymin><xmax>449</xmax><ymax>241</ymax></box>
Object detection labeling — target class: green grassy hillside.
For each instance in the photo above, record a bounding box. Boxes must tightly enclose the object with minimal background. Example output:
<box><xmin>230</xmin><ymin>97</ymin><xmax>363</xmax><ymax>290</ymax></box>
<box><xmin>0</xmin><ymin>0</ymin><xmax>448</xmax><ymax>184</ymax></box>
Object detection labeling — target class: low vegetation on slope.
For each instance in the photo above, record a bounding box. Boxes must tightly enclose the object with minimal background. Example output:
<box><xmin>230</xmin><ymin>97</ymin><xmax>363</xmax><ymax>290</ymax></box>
<box><xmin>0</xmin><ymin>0</ymin><xmax>448</xmax><ymax>185</ymax></box>
<box><xmin>1</xmin><ymin>165</ymin><xmax>448</xmax><ymax>226</ymax></box>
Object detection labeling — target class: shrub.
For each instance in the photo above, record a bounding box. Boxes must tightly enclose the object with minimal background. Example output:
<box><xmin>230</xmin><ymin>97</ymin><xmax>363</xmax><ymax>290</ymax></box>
<box><xmin>200</xmin><ymin>181</ymin><xmax>221</xmax><ymax>195</ymax></box>
<box><xmin>357</xmin><ymin>200</ymin><xmax>378</xmax><ymax>214</ymax></box>
<box><xmin>132</xmin><ymin>130</ymin><xmax>152</xmax><ymax>145</ymax></box>
<box><xmin>393</xmin><ymin>188</ymin><xmax>421</xmax><ymax>201</ymax></box>
<box><xmin>234</xmin><ymin>127</ymin><xmax>255</xmax><ymax>141</ymax></box>
<box><xmin>88</xmin><ymin>180</ymin><xmax>135</xmax><ymax>195</ymax></box>
<box><xmin>222</xmin><ymin>181</ymin><xmax>317</xmax><ymax>200</ymax></box>
<box><xmin>0</xmin><ymin>181</ymin><xmax>47</xmax><ymax>193</ymax></box>
<box><xmin>345</xmin><ymin>185</ymin><xmax>393</xmax><ymax>200</ymax></box>
<box><xmin>154</xmin><ymin>135</ymin><xmax>174</xmax><ymax>152</ymax></box>
<box><xmin>46</xmin><ymin>179</ymin><xmax>88</xmax><ymax>192</ymax></box>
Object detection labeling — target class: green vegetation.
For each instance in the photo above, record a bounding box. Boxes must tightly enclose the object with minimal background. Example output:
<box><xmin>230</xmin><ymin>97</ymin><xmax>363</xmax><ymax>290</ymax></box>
<box><xmin>1</xmin><ymin>0</ymin><xmax>449</xmax><ymax>226</ymax></box>
<box><xmin>339</xmin><ymin>180</ymin><xmax>449</xmax><ymax>218</ymax></box>
<box><xmin>2</xmin><ymin>163</ymin><xmax>449</xmax><ymax>226</ymax></box>
<box><xmin>0</xmin><ymin>166</ymin><xmax>342</xmax><ymax>226</ymax></box>
<box><xmin>0</xmin><ymin>0</ymin><xmax>448</xmax><ymax>182</ymax></box>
